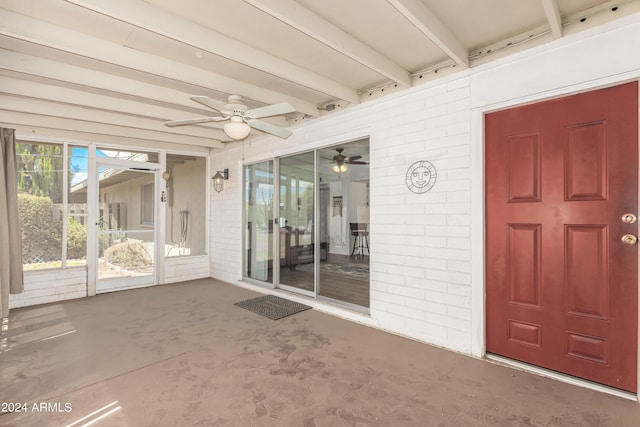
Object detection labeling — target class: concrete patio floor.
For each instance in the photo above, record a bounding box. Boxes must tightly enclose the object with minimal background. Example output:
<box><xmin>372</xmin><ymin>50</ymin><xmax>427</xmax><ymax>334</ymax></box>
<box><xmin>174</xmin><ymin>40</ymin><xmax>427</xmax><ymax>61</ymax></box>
<box><xmin>1</xmin><ymin>278</ymin><xmax>639</xmax><ymax>426</ymax></box>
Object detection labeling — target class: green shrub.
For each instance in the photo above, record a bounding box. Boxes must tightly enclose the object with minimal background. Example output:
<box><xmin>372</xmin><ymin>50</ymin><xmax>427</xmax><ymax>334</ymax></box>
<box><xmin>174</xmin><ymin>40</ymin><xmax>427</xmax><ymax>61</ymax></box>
<box><xmin>18</xmin><ymin>193</ymin><xmax>62</xmax><ymax>263</ymax></box>
<box><xmin>67</xmin><ymin>216</ymin><xmax>87</xmax><ymax>260</ymax></box>
<box><xmin>18</xmin><ymin>193</ymin><xmax>88</xmax><ymax>264</ymax></box>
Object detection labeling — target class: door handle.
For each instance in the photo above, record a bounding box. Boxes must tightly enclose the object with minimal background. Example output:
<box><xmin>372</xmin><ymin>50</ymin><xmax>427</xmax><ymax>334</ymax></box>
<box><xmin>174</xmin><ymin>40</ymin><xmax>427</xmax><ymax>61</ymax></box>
<box><xmin>621</xmin><ymin>213</ymin><xmax>637</xmax><ymax>224</ymax></box>
<box><xmin>621</xmin><ymin>234</ymin><xmax>638</xmax><ymax>245</ymax></box>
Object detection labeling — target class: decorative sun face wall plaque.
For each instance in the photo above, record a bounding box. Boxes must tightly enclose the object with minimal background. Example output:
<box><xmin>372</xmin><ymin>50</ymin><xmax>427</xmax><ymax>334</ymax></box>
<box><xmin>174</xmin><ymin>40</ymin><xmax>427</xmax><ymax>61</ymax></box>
<box><xmin>405</xmin><ymin>160</ymin><xmax>437</xmax><ymax>194</ymax></box>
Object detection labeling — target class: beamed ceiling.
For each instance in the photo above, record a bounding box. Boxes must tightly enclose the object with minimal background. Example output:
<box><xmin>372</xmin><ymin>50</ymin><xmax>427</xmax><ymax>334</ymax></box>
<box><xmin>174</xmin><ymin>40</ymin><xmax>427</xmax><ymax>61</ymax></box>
<box><xmin>1</xmin><ymin>0</ymin><xmax>639</xmax><ymax>151</ymax></box>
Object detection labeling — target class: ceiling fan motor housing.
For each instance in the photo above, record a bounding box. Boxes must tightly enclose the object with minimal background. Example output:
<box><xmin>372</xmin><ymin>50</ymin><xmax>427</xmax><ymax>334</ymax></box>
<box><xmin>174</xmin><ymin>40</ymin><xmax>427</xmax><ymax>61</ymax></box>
<box><xmin>224</xmin><ymin>95</ymin><xmax>250</xmax><ymax>115</ymax></box>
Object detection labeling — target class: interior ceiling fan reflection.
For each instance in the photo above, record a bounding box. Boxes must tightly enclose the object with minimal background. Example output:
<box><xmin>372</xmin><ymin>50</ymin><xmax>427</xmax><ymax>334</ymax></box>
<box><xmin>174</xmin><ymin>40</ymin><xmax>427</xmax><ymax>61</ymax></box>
<box><xmin>332</xmin><ymin>148</ymin><xmax>368</xmax><ymax>172</ymax></box>
<box><xmin>165</xmin><ymin>95</ymin><xmax>295</xmax><ymax>141</ymax></box>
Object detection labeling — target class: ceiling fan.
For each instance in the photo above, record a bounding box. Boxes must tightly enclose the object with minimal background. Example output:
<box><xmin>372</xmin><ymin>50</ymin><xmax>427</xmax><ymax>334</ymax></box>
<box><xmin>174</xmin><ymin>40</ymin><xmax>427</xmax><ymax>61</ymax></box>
<box><xmin>332</xmin><ymin>148</ymin><xmax>368</xmax><ymax>173</ymax></box>
<box><xmin>165</xmin><ymin>95</ymin><xmax>295</xmax><ymax>141</ymax></box>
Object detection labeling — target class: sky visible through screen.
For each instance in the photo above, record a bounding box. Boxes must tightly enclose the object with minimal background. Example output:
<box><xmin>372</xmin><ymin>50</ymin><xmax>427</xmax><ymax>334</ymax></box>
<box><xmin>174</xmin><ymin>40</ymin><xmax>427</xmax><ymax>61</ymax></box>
<box><xmin>70</xmin><ymin>148</ymin><xmax>132</xmax><ymax>185</ymax></box>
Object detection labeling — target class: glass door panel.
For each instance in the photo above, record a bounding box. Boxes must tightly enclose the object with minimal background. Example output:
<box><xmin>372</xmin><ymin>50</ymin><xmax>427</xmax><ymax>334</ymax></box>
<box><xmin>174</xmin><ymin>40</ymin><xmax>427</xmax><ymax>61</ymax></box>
<box><xmin>278</xmin><ymin>152</ymin><xmax>315</xmax><ymax>294</ymax></box>
<box><xmin>96</xmin><ymin>165</ymin><xmax>156</xmax><ymax>293</ymax></box>
<box><xmin>317</xmin><ymin>140</ymin><xmax>370</xmax><ymax>307</ymax></box>
<box><xmin>244</xmin><ymin>161</ymin><xmax>274</xmax><ymax>282</ymax></box>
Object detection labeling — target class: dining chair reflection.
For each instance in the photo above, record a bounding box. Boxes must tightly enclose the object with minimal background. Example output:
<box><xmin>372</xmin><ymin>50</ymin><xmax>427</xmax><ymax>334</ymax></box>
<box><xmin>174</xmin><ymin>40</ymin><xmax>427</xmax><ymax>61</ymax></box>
<box><xmin>349</xmin><ymin>222</ymin><xmax>369</xmax><ymax>257</ymax></box>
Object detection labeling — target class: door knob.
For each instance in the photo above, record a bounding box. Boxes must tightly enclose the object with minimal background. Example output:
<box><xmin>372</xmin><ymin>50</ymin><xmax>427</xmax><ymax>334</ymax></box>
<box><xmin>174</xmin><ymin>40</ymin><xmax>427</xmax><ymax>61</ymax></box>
<box><xmin>621</xmin><ymin>213</ymin><xmax>637</xmax><ymax>224</ymax></box>
<box><xmin>621</xmin><ymin>234</ymin><xmax>638</xmax><ymax>245</ymax></box>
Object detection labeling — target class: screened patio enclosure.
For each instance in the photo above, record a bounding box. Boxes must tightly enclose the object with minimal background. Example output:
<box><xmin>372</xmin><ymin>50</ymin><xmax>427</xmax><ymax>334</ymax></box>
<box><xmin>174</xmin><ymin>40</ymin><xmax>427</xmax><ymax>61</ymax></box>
<box><xmin>15</xmin><ymin>140</ymin><xmax>208</xmax><ymax>295</ymax></box>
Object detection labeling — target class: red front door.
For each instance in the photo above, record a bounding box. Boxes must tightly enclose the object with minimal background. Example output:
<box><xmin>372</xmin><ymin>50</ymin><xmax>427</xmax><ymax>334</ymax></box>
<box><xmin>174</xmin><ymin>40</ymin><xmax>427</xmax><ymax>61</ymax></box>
<box><xmin>485</xmin><ymin>82</ymin><xmax>639</xmax><ymax>392</ymax></box>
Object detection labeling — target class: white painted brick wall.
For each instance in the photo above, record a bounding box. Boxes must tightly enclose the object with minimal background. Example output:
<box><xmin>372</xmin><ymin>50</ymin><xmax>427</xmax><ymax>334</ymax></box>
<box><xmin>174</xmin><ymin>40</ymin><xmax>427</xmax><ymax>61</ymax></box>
<box><xmin>210</xmin><ymin>147</ymin><xmax>244</xmax><ymax>284</ymax></box>
<box><xmin>369</xmin><ymin>79</ymin><xmax>473</xmax><ymax>352</ymax></box>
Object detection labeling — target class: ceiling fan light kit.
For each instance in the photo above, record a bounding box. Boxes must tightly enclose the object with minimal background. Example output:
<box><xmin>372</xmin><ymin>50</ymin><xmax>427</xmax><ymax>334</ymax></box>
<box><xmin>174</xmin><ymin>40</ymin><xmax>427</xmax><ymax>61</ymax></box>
<box><xmin>165</xmin><ymin>95</ymin><xmax>295</xmax><ymax>142</ymax></box>
<box><xmin>332</xmin><ymin>163</ymin><xmax>348</xmax><ymax>173</ymax></box>
<box><xmin>223</xmin><ymin>117</ymin><xmax>251</xmax><ymax>140</ymax></box>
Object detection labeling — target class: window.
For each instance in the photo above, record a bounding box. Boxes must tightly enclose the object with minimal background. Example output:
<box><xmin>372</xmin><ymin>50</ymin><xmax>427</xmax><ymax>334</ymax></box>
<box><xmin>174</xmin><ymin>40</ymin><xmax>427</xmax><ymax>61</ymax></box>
<box><xmin>141</xmin><ymin>183</ymin><xmax>154</xmax><ymax>225</ymax></box>
<box><xmin>16</xmin><ymin>140</ymin><xmax>88</xmax><ymax>270</ymax></box>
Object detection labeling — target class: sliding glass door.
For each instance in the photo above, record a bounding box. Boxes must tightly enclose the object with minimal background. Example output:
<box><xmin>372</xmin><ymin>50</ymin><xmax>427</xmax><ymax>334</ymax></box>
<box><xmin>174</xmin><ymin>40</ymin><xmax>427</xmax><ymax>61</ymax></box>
<box><xmin>242</xmin><ymin>140</ymin><xmax>370</xmax><ymax>308</ymax></box>
<box><xmin>317</xmin><ymin>141</ymin><xmax>370</xmax><ymax>307</ymax></box>
<box><xmin>277</xmin><ymin>152</ymin><xmax>315</xmax><ymax>295</ymax></box>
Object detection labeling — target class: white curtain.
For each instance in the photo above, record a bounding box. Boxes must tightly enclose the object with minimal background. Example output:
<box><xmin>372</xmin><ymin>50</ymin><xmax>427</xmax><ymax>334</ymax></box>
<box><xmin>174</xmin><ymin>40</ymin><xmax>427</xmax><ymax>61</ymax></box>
<box><xmin>0</xmin><ymin>128</ymin><xmax>23</xmax><ymax>319</ymax></box>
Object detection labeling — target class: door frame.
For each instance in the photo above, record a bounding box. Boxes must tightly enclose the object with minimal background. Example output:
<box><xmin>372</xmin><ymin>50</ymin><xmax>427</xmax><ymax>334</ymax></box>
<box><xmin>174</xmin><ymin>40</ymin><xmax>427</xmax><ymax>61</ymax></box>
<box><xmin>470</xmin><ymin>78</ymin><xmax>640</xmax><ymax>397</ymax></box>
<box><xmin>87</xmin><ymin>150</ymin><xmax>161</xmax><ymax>294</ymax></box>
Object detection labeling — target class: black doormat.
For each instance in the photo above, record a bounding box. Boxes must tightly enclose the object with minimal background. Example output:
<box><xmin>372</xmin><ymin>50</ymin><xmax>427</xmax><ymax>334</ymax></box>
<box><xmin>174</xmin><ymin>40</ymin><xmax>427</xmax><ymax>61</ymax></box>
<box><xmin>234</xmin><ymin>295</ymin><xmax>311</xmax><ymax>320</ymax></box>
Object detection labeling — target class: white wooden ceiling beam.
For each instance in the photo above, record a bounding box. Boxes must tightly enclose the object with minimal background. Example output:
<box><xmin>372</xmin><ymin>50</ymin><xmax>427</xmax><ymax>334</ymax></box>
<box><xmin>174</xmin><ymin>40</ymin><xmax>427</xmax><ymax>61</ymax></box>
<box><xmin>0</xmin><ymin>75</ymin><xmax>226</xmax><ymax>139</ymax></box>
<box><xmin>0</xmin><ymin>111</ymin><xmax>223</xmax><ymax>149</ymax></box>
<box><xmin>542</xmin><ymin>0</ymin><xmax>563</xmax><ymax>38</ymax></box>
<box><xmin>387</xmin><ymin>0</ymin><xmax>469</xmax><ymax>68</ymax></box>
<box><xmin>0</xmin><ymin>94</ymin><xmax>228</xmax><ymax>143</ymax></box>
<box><xmin>0</xmin><ymin>9</ymin><xmax>320</xmax><ymax>117</ymax></box>
<box><xmin>63</xmin><ymin>0</ymin><xmax>360</xmax><ymax>105</ymax></box>
<box><xmin>243</xmin><ymin>0</ymin><xmax>411</xmax><ymax>87</ymax></box>
<box><xmin>0</xmin><ymin>49</ymin><xmax>228</xmax><ymax>115</ymax></box>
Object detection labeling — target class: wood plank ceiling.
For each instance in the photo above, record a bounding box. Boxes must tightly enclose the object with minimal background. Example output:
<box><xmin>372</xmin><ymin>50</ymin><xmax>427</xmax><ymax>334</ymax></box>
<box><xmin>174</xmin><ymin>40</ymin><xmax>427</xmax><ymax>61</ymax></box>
<box><xmin>0</xmin><ymin>0</ymin><xmax>638</xmax><ymax>150</ymax></box>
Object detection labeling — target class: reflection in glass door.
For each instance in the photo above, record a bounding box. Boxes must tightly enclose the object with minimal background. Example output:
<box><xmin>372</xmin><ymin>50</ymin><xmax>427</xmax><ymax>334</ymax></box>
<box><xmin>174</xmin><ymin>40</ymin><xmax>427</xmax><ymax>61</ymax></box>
<box><xmin>244</xmin><ymin>161</ymin><xmax>274</xmax><ymax>282</ymax></box>
<box><xmin>278</xmin><ymin>152</ymin><xmax>315</xmax><ymax>295</ymax></box>
<box><xmin>317</xmin><ymin>140</ymin><xmax>370</xmax><ymax>308</ymax></box>
<box><xmin>96</xmin><ymin>164</ymin><xmax>156</xmax><ymax>293</ymax></box>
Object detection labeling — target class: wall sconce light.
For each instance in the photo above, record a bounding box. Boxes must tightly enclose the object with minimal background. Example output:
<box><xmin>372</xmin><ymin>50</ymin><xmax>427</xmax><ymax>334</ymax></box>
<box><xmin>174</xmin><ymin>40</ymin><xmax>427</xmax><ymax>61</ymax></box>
<box><xmin>212</xmin><ymin>168</ymin><xmax>229</xmax><ymax>193</ymax></box>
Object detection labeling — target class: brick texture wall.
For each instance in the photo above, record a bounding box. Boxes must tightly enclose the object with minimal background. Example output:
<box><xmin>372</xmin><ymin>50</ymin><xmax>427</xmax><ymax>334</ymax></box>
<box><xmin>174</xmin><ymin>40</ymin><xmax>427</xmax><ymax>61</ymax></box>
<box><xmin>210</xmin><ymin>75</ymin><xmax>474</xmax><ymax>352</ymax></box>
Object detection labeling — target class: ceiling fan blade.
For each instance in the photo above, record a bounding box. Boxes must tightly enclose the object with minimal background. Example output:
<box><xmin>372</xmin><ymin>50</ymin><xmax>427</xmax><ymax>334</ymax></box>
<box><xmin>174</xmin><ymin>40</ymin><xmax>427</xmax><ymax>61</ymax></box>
<box><xmin>348</xmin><ymin>161</ymin><xmax>368</xmax><ymax>165</ymax></box>
<box><xmin>347</xmin><ymin>155</ymin><xmax>362</xmax><ymax>161</ymax></box>
<box><xmin>246</xmin><ymin>102</ymin><xmax>295</xmax><ymax>119</ymax></box>
<box><xmin>190</xmin><ymin>96</ymin><xmax>228</xmax><ymax>113</ymax></box>
<box><xmin>247</xmin><ymin>119</ymin><xmax>293</xmax><ymax>139</ymax></box>
<box><xmin>164</xmin><ymin>117</ymin><xmax>225</xmax><ymax>127</ymax></box>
